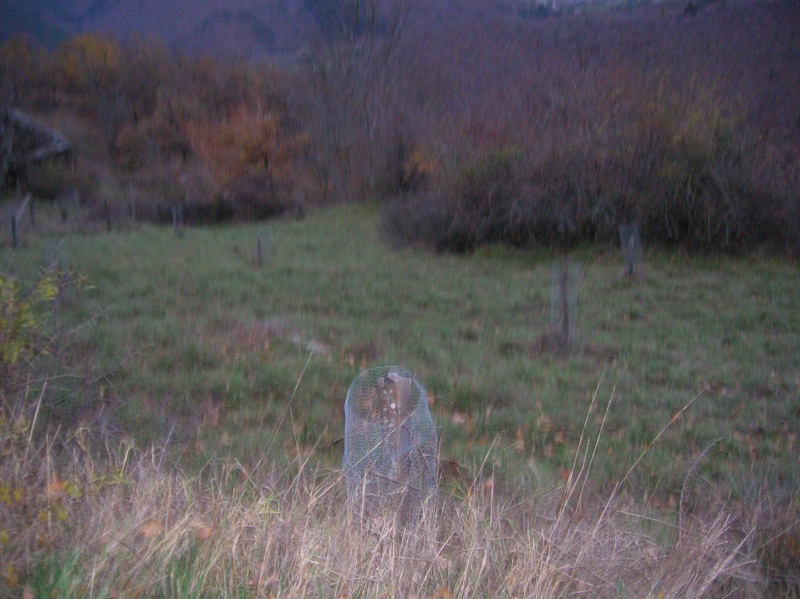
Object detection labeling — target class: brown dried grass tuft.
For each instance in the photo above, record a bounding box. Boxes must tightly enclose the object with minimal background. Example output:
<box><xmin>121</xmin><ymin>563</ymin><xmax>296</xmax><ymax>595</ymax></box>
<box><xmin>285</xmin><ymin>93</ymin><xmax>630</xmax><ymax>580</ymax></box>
<box><xmin>0</xmin><ymin>398</ymin><xmax>778</xmax><ymax>598</ymax></box>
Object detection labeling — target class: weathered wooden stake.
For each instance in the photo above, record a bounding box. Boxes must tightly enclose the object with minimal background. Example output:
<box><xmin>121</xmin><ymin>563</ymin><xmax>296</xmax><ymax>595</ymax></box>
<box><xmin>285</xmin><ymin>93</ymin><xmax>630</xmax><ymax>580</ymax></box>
<box><xmin>129</xmin><ymin>185</ymin><xmax>136</xmax><ymax>221</ymax></box>
<box><xmin>561</xmin><ymin>261</ymin><xmax>570</xmax><ymax>347</ymax></box>
<box><xmin>27</xmin><ymin>196</ymin><xmax>35</xmax><ymax>229</ymax></box>
<box><xmin>256</xmin><ymin>225</ymin><xmax>271</xmax><ymax>266</ymax></box>
<box><xmin>388</xmin><ymin>372</ymin><xmax>413</xmax><ymax>508</ymax></box>
<box><xmin>551</xmin><ymin>258</ymin><xmax>579</xmax><ymax>351</ymax></box>
<box><xmin>70</xmin><ymin>189</ymin><xmax>83</xmax><ymax>232</ymax></box>
<box><xmin>11</xmin><ymin>194</ymin><xmax>33</xmax><ymax>249</ymax></box>
<box><xmin>619</xmin><ymin>224</ymin><xmax>643</xmax><ymax>279</ymax></box>
<box><xmin>11</xmin><ymin>217</ymin><xmax>18</xmax><ymax>249</ymax></box>
<box><xmin>172</xmin><ymin>205</ymin><xmax>183</xmax><ymax>234</ymax></box>
<box><xmin>104</xmin><ymin>200</ymin><xmax>111</xmax><ymax>232</ymax></box>
<box><xmin>256</xmin><ymin>227</ymin><xmax>263</xmax><ymax>266</ymax></box>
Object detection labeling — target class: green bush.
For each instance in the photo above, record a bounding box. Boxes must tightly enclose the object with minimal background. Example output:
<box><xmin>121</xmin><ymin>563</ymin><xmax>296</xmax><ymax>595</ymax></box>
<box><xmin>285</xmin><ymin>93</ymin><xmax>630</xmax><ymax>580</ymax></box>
<box><xmin>0</xmin><ymin>267</ymin><xmax>63</xmax><ymax>390</ymax></box>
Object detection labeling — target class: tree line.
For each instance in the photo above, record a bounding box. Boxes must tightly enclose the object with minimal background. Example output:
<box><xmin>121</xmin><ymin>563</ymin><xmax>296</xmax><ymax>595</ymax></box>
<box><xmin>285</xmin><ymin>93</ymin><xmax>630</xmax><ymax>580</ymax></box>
<box><xmin>1</xmin><ymin>0</ymin><xmax>798</xmax><ymax>253</ymax></box>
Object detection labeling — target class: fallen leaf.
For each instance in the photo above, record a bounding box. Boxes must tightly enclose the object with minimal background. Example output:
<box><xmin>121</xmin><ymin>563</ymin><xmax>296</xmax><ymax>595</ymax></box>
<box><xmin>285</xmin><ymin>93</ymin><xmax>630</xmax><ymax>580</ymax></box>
<box><xmin>450</xmin><ymin>412</ymin><xmax>468</xmax><ymax>425</ymax></box>
<box><xmin>644</xmin><ymin>546</ymin><xmax>659</xmax><ymax>562</ymax></box>
<box><xmin>2</xmin><ymin>564</ymin><xmax>17</xmax><ymax>589</ymax></box>
<box><xmin>22</xmin><ymin>586</ymin><xmax>34</xmax><ymax>599</ymax></box>
<box><xmin>139</xmin><ymin>520</ymin><xmax>164</xmax><ymax>538</ymax></box>
<box><xmin>46</xmin><ymin>479</ymin><xmax>66</xmax><ymax>500</ymax></box>
<box><xmin>429</xmin><ymin>590</ymin><xmax>453</xmax><ymax>599</ymax></box>
<box><xmin>193</xmin><ymin>521</ymin><xmax>214</xmax><ymax>541</ymax></box>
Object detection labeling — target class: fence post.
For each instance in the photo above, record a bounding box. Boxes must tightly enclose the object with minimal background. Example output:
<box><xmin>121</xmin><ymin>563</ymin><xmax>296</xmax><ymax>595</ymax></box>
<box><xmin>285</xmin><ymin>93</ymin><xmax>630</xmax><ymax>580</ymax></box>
<box><xmin>256</xmin><ymin>228</ymin><xmax>263</xmax><ymax>266</ymax></box>
<box><xmin>11</xmin><ymin>216</ymin><xmax>18</xmax><ymax>249</ymax></box>
<box><xmin>550</xmin><ymin>258</ymin><xmax>580</xmax><ymax>351</ymax></box>
<box><xmin>129</xmin><ymin>184</ymin><xmax>136</xmax><ymax>222</ymax></box>
<box><xmin>104</xmin><ymin>200</ymin><xmax>111</xmax><ymax>232</ymax></box>
<box><xmin>256</xmin><ymin>225</ymin><xmax>271</xmax><ymax>266</ymax></box>
<box><xmin>172</xmin><ymin>205</ymin><xmax>183</xmax><ymax>235</ymax></box>
<box><xmin>11</xmin><ymin>193</ymin><xmax>32</xmax><ymax>249</ymax></box>
<box><xmin>75</xmin><ymin>189</ymin><xmax>84</xmax><ymax>233</ymax></box>
<box><xmin>560</xmin><ymin>260</ymin><xmax>570</xmax><ymax>347</ymax></box>
<box><xmin>28</xmin><ymin>196</ymin><xmax>35</xmax><ymax>229</ymax></box>
<box><xmin>619</xmin><ymin>224</ymin><xmax>643</xmax><ymax>279</ymax></box>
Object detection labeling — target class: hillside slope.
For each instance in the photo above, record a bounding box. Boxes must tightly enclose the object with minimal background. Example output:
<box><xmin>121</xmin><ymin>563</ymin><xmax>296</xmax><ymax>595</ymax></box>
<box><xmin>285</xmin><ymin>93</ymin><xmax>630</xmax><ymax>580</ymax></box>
<box><xmin>0</xmin><ymin>0</ymin><xmax>674</xmax><ymax>59</ymax></box>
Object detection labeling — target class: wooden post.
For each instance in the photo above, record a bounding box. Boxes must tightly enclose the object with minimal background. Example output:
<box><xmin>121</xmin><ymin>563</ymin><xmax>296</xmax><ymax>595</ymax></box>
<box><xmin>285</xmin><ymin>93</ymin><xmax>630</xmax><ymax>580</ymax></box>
<box><xmin>172</xmin><ymin>205</ymin><xmax>183</xmax><ymax>234</ymax></box>
<box><xmin>104</xmin><ymin>200</ymin><xmax>111</xmax><ymax>232</ymax></box>
<box><xmin>71</xmin><ymin>189</ymin><xmax>82</xmax><ymax>232</ymax></box>
<box><xmin>388</xmin><ymin>372</ymin><xmax>412</xmax><ymax>486</ymax></box>
<box><xmin>15</xmin><ymin>193</ymin><xmax>31</xmax><ymax>224</ymax></box>
<box><xmin>619</xmin><ymin>224</ymin><xmax>643</xmax><ymax>279</ymax></box>
<box><xmin>11</xmin><ymin>216</ymin><xmax>18</xmax><ymax>249</ymax></box>
<box><xmin>28</xmin><ymin>196</ymin><xmax>35</xmax><ymax>229</ymax></box>
<box><xmin>129</xmin><ymin>185</ymin><xmax>136</xmax><ymax>221</ymax></box>
<box><xmin>256</xmin><ymin>226</ymin><xmax>271</xmax><ymax>266</ymax></box>
<box><xmin>256</xmin><ymin>227</ymin><xmax>263</xmax><ymax>267</ymax></box>
<box><xmin>551</xmin><ymin>258</ymin><xmax>579</xmax><ymax>352</ymax></box>
<box><xmin>12</xmin><ymin>193</ymin><xmax>32</xmax><ymax>249</ymax></box>
<box><xmin>560</xmin><ymin>259</ymin><xmax>570</xmax><ymax>349</ymax></box>
<box><xmin>389</xmin><ymin>373</ymin><xmax>413</xmax><ymax>521</ymax></box>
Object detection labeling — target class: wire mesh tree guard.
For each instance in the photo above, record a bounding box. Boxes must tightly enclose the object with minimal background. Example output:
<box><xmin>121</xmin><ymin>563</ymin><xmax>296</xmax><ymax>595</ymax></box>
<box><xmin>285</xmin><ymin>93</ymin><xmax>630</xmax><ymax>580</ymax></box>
<box><xmin>342</xmin><ymin>366</ymin><xmax>438</xmax><ymax>524</ymax></box>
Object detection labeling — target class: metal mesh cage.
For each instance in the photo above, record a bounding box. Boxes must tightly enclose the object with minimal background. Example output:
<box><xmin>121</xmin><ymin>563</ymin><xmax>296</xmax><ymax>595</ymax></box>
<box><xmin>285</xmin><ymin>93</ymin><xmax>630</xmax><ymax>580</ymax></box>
<box><xmin>342</xmin><ymin>366</ymin><xmax>438</xmax><ymax>519</ymax></box>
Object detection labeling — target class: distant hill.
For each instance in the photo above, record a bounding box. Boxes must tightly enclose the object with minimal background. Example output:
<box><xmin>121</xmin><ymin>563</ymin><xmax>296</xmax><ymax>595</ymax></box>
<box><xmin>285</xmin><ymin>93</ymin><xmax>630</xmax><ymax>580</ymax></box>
<box><xmin>0</xmin><ymin>0</ymin><xmax>72</xmax><ymax>48</ymax></box>
<box><xmin>0</xmin><ymin>0</ymin><xmax>634</xmax><ymax>61</ymax></box>
<box><xmin>0</xmin><ymin>0</ymin><xmax>315</xmax><ymax>60</ymax></box>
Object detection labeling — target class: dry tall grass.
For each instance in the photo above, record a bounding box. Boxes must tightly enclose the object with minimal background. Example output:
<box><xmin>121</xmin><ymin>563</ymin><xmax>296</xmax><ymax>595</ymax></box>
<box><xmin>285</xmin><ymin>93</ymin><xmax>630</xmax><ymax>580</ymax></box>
<box><xmin>1</xmin><ymin>398</ymin><xmax>774</xmax><ymax>599</ymax></box>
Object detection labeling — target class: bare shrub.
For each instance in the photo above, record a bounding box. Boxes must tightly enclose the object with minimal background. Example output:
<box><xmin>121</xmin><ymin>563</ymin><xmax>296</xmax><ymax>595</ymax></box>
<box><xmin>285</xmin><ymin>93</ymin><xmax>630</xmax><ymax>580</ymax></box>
<box><xmin>223</xmin><ymin>172</ymin><xmax>298</xmax><ymax>221</ymax></box>
<box><xmin>25</xmin><ymin>162</ymin><xmax>97</xmax><ymax>203</ymax></box>
<box><xmin>381</xmin><ymin>145</ymin><xmax>536</xmax><ymax>252</ymax></box>
<box><xmin>382</xmin><ymin>73</ymin><xmax>798</xmax><ymax>255</ymax></box>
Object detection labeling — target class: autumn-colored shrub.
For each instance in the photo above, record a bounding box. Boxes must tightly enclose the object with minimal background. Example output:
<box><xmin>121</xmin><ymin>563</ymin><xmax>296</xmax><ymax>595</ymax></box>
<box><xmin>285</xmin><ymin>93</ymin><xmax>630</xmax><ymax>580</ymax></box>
<box><xmin>0</xmin><ymin>265</ymin><xmax>90</xmax><ymax>592</ymax></box>
<box><xmin>0</xmin><ymin>264</ymin><xmax>80</xmax><ymax>394</ymax></box>
<box><xmin>2</xmin><ymin>1</ymin><xmax>797</xmax><ymax>247</ymax></box>
<box><xmin>383</xmin><ymin>72</ymin><xmax>798</xmax><ymax>254</ymax></box>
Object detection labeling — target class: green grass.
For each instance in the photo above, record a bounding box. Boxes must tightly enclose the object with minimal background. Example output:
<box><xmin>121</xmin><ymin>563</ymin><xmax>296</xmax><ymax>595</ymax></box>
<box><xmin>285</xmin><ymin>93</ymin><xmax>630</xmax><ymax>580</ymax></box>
<box><xmin>3</xmin><ymin>203</ymin><xmax>799</xmax><ymax>501</ymax></box>
<box><xmin>3</xmin><ymin>203</ymin><xmax>799</xmax><ymax>597</ymax></box>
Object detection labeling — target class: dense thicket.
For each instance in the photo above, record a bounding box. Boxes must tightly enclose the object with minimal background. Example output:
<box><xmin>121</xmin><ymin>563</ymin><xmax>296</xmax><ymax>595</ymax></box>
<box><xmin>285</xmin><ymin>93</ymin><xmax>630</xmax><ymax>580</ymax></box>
<box><xmin>380</xmin><ymin>1</ymin><xmax>800</xmax><ymax>254</ymax></box>
<box><xmin>1</xmin><ymin>0</ymin><xmax>798</xmax><ymax>252</ymax></box>
<box><xmin>0</xmin><ymin>34</ymin><xmax>308</xmax><ymax>222</ymax></box>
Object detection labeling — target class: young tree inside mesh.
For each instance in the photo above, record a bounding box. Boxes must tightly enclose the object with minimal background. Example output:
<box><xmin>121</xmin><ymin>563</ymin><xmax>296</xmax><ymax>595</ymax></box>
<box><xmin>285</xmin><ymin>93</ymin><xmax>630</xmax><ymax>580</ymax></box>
<box><xmin>342</xmin><ymin>366</ymin><xmax>438</xmax><ymax>520</ymax></box>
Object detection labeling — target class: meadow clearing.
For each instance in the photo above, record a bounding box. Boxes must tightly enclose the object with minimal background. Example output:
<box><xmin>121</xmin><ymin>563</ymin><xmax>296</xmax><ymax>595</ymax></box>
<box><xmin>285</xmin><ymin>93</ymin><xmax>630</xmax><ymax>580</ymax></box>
<box><xmin>1</xmin><ymin>203</ymin><xmax>798</xmax><ymax>596</ymax></box>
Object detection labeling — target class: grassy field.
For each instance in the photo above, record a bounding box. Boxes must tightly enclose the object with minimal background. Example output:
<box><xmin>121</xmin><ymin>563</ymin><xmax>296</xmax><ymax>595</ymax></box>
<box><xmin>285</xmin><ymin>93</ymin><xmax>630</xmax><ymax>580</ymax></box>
<box><xmin>2</xmin><ymin>203</ymin><xmax>799</xmax><ymax>596</ymax></box>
